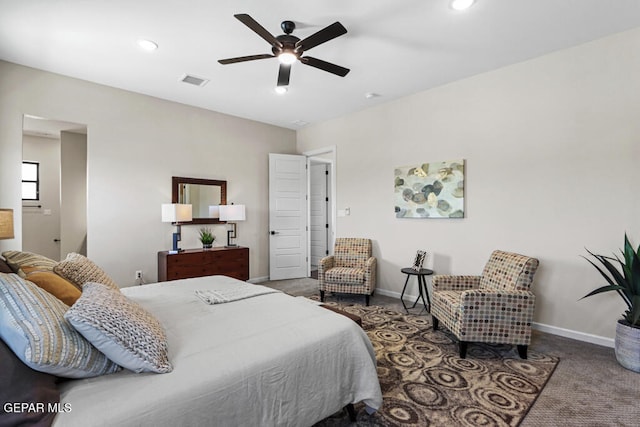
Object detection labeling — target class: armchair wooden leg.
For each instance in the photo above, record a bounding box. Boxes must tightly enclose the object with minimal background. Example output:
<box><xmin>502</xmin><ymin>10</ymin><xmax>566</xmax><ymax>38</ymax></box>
<box><xmin>320</xmin><ymin>290</ymin><xmax>325</xmax><ymax>302</ymax></box>
<box><xmin>432</xmin><ymin>316</ymin><xmax>439</xmax><ymax>331</ymax></box>
<box><xmin>365</xmin><ymin>294</ymin><xmax>370</xmax><ymax>306</ymax></box>
<box><xmin>517</xmin><ymin>345</ymin><xmax>528</xmax><ymax>359</ymax></box>
<box><xmin>459</xmin><ymin>342</ymin><xmax>468</xmax><ymax>359</ymax></box>
<box><xmin>345</xmin><ymin>403</ymin><xmax>356</xmax><ymax>422</ymax></box>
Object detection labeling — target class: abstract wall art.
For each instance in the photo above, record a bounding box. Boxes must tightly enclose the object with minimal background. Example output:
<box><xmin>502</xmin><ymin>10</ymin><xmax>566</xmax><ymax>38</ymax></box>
<box><xmin>394</xmin><ymin>159</ymin><xmax>465</xmax><ymax>219</ymax></box>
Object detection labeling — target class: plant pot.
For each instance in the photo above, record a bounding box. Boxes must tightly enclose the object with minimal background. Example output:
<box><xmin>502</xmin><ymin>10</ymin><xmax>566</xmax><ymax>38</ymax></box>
<box><xmin>615</xmin><ymin>319</ymin><xmax>640</xmax><ymax>373</ymax></box>
<box><xmin>202</xmin><ymin>243</ymin><xmax>213</xmax><ymax>249</ymax></box>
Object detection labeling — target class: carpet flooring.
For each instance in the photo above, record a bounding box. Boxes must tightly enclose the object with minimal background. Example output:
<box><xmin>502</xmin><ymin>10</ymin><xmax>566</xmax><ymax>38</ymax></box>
<box><xmin>264</xmin><ymin>277</ymin><xmax>640</xmax><ymax>426</ymax></box>
<box><xmin>312</xmin><ymin>300</ymin><xmax>558</xmax><ymax>426</ymax></box>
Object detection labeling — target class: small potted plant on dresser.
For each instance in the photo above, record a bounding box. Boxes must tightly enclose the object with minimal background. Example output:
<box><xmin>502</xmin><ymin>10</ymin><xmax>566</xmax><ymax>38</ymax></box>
<box><xmin>198</xmin><ymin>227</ymin><xmax>215</xmax><ymax>249</ymax></box>
<box><xmin>582</xmin><ymin>234</ymin><xmax>640</xmax><ymax>373</ymax></box>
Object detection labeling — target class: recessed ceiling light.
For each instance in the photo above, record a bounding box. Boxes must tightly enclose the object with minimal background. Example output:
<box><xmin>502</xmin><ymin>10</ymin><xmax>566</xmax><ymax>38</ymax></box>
<box><xmin>274</xmin><ymin>86</ymin><xmax>288</xmax><ymax>95</ymax></box>
<box><xmin>365</xmin><ymin>92</ymin><xmax>381</xmax><ymax>99</ymax></box>
<box><xmin>137</xmin><ymin>38</ymin><xmax>158</xmax><ymax>51</ymax></box>
<box><xmin>450</xmin><ymin>0</ymin><xmax>475</xmax><ymax>11</ymax></box>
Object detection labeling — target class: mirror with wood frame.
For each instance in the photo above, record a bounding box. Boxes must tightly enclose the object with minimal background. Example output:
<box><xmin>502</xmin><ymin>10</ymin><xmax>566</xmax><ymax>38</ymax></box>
<box><xmin>172</xmin><ymin>176</ymin><xmax>227</xmax><ymax>224</ymax></box>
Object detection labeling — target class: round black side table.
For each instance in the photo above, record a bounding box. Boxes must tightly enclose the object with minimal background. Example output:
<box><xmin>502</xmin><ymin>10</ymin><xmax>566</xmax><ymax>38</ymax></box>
<box><xmin>400</xmin><ymin>267</ymin><xmax>434</xmax><ymax>313</ymax></box>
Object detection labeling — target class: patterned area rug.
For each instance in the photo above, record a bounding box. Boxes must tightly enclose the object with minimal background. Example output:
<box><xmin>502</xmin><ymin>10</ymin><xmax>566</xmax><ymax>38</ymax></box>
<box><xmin>314</xmin><ymin>301</ymin><xmax>559</xmax><ymax>427</ymax></box>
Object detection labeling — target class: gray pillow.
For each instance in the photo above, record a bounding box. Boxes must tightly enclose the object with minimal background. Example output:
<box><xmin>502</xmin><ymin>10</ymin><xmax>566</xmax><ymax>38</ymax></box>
<box><xmin>65</xmin><ymin>282</ymin><xmax>172</xmax><ymax>374</ymax></box>
<box><xmin>0</xmin><ymin>273</ymin><xmax>120</xmax><ymax>378</ymax></box>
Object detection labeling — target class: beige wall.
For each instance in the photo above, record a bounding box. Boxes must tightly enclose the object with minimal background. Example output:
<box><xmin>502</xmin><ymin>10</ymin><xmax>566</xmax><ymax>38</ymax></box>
<box><xmin>0</xmin><ymin>60</ymin><xmax>297</xmax><ymax>285</ymax></box>
<box><xmin>297</xmin><ymin>28</ymin><xmax>640</xmax><ymax>342</ymax></box>
<box><xmin>60</xmin><ymin>131</ymin><xmax>87</xmax><ymax>258</ymax></box>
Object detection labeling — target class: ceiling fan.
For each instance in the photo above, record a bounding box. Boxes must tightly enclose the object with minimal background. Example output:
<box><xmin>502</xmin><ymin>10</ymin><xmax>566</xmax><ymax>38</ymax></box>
<box><xmin>218</xmin><ymin>14</ymin><xmax>350</xmax><ymax>87</ymax></box>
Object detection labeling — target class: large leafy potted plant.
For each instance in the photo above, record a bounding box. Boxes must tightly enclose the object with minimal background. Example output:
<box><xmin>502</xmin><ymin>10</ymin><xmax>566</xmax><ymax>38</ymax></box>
<box><xmin>582</xmin><ymin>234</ymin><xmax>640</xmax><ymax>372</ymax></box>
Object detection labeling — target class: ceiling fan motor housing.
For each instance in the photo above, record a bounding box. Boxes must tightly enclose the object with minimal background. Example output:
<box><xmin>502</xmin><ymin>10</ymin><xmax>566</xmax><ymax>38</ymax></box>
<box><xmin>273</xmin><ymin>34</ymin><xmax>301</xmax><ymax>57</ymax></box>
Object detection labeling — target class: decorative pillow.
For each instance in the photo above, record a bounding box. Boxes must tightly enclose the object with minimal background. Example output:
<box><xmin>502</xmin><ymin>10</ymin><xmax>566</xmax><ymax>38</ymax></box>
<box><xmin>65</xmin><ymin>282</ymin><xmax>172</xmax><ymax>374</ymax></box>
<box><xmin>1</xmin><ymin>250</ymin><xmax>57</xmax><ymax>277</ymax></box>
<box><xmin>0</xmin><ymin>257</ymin><xmax>12</xmax><ymax>273</ymax></box>
<box><xmin>22</xmin><ymin>266</ymin><xmax>82</xmax><ymax>306</ymax></box>
<box><xmin>0</xmin><ymin>273</ymin><xmax>121</xmax><ymax>378</ymax></box>
<box><xmin>0</xmin><ymin>338</ymin><xmax>60</xmax><ymax>426</ymax></box>
<box><xmin>54</xmin><ymin>252</ymin><xmax>120</xmax><ymax>291</ymax></box>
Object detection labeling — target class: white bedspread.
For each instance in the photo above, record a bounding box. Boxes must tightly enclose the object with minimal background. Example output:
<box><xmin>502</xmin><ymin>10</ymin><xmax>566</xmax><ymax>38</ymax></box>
<box><xmin>53</xmin><ymin>276</ymin><xmax>382</xmax><ymax>427</ymax></box>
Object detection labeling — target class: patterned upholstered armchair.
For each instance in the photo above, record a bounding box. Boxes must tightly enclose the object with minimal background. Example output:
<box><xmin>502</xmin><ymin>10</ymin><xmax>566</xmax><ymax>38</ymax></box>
<box><xmin>318</xmin><ymin>238</ymin><xmax>376</xmax><ymax>306</ymax></box>
<box><xmin>431</xmin><ymin>250</ymin><xmax>539</xmax><ymax>359</ymax></box>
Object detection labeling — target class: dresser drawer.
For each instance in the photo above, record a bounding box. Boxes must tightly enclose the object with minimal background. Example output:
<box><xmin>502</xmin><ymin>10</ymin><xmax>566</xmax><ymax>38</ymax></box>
<box><xmin>158</xmin><ymin>247</ymin><xmax>249</xmax><ymax>282</ymax></box>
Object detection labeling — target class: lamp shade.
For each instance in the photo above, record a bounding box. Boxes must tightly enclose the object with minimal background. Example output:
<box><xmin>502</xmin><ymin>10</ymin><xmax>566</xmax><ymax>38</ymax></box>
<box><xmin>219</xmin><ymin>204</ymin><xmax>246</xmax><ymax>221</ymax></box>
<box><xmin>0</xmin><ymin>209</ymin><xmax>14</xmax><ymax>239</ymax></box>
<box><xmin>161</xmin><ymin>204</ymin><xmax>192</xmax><ymax>223</ymax></box>
<box><xmin>208</xmin><ymin>205</ymin><xmax>220</xmax><ymax>219</ymax></box>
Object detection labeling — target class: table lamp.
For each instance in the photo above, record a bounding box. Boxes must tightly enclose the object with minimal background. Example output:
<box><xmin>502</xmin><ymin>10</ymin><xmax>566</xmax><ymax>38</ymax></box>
<box><xmin>162</xmin><ymin>203</ymin><xmax>192</xmax><ymax>253</ymax></box>
<box><xmin>219</xmin><ymin>204</ymin><xmax>245</xmax><ymax>247</ymax></box>
<box><xmin>0</xmin><ymin>209</ymin><xmax>14</xmax><ymax>240</ymax></box>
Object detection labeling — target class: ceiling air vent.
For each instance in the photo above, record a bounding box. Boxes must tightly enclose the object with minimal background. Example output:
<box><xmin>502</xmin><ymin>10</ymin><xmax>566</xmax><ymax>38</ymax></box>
<box><xmin>180</xmin><ymin>74</ymin><xmax>209</xmax><ymax>87</ymax></box>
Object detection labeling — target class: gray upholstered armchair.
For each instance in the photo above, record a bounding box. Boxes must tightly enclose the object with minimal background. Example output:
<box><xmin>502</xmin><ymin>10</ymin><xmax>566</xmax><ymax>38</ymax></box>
<box><xmin>431</xmin><ymin>250</ymin><xmax>539</xmax><ymax>359</ymax></box>
<box><xmin>318</xmin><ymin>238</ymin><xmax>376</xmax><ymax>306</ymax></box>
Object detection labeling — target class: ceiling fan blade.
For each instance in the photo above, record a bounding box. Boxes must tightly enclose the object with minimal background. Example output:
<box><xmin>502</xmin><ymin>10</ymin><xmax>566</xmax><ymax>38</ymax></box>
<box><xmin>234</xmin><ymin>14</ymin><xmax>283</xmax><ymax>48</ymax></box>
<box><xmin>218</xmin><ymin>54</ymin><xmax>274</xmax><ymax>65</ymax></box>
<box><xmin>277</xmin><ymin>64</ymin><xmax>291</xmax><ymax>86</ymax></box>
<box><xmin>296</xmin><ymin>22</ymin><xmax>347</xmax><ymax>52</ymax></box>
<box><xmin>300</xmin><ymin>56</ymin><xmax>350</xmax><ymax>77</ymax></box>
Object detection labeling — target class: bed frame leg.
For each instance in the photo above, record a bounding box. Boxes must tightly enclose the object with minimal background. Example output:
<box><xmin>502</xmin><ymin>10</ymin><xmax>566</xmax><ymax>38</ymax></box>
<box><xmin>346</xmin><ymin>403</ymin><xmax>356</xmax><ymax>422</ymax></box>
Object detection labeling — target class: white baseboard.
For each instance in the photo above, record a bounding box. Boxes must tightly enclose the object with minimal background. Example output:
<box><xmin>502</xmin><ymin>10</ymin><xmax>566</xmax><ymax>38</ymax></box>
<box><xmin>376</xmin><ymin>288</ymin><xmax>421</xmax><ymax>302</ymax></box>
<box><xmin>531</xmin><ymin>322</ymin><xmax>614</xmax><ymax>348</ymax></box>
<box><xmin>248</xmin><ymin>276</ymin><xmax>269</xmax><ymax>284</ymax></box>
<box><xmin>376</xmin><ymin>289</ymin><xmax>615</xmax><ymax>348</ymax></box>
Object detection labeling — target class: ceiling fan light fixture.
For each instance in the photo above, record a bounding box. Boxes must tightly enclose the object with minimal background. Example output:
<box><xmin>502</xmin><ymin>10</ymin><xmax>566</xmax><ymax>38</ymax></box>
<box><xmin>278</xmin><ymin>51</ymin><xmax>297</xmax><ymax>65</ymax></box>
<box><xmin>450</xmin><ymin>0</ymin><xmax>475</xmax><ymax>11</ymax></box>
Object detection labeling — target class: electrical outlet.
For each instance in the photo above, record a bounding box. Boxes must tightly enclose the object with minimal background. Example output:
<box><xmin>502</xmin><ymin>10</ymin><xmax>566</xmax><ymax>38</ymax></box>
<box><xmin>135</xmin><ymin>270</ymin><xmax>143</xmax><ymax>279</ymax></box>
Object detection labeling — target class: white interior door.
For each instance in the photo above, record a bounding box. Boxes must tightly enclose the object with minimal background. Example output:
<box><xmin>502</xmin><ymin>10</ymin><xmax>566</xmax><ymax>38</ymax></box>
<box><xmin>309</xmin><ymin>162</ymin><xmax>328</xmax><ymax>270</ymax></box>
<box><xmin>268</xmin><ymin>153</ymin><xmax>308</xmax><ymax>280</ymax></box>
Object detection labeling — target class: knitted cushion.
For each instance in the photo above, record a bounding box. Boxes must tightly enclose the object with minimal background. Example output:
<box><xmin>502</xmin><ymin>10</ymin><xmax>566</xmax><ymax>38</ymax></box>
<box><xmin>54</xmin><ymin>252</ymin><xmax>120</xmax><ymax>290</ymax></box>
<box><xmin>65</xmin><ymin>282</ymin><xmax>172</xmax><ymax>374</ymax></box>
<box><xmin>0</xmin><ymin>273</ymin><xmax>120</xmax><ymax>378</ymax></box>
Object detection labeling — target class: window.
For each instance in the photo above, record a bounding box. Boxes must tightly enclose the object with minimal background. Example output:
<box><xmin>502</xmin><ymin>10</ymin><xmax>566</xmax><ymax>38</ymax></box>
<box><xmin>22</xmin><ymin>161</ymin><xmax>39</xmax><ymax>201</ymax></box>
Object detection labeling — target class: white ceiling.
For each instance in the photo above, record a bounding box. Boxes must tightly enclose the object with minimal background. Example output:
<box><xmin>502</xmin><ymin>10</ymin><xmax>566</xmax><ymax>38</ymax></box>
<box><xmin>2</xmin><ymin>0</ymin><xmax>640</xmax><ymax>130</ymax></box>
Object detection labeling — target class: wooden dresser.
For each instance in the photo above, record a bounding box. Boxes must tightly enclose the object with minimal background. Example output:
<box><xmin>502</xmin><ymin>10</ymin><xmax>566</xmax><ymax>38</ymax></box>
<box><xmin>157</xmin><ymin>247</ymin><xmax>249</xmax><ymax>282</ymax></box>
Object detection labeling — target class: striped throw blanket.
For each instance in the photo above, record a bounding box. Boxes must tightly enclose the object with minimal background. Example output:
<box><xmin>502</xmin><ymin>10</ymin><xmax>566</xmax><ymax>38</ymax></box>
<box><xmin>195</xmin><ymin>284</ymin><xmax>280</xmax><ymax>305</ymax></box>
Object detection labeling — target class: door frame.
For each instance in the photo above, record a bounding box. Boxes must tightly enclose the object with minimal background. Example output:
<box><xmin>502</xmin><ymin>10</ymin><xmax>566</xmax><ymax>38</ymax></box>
<box><xmin>303</xmin><ymin>145</ymin><xmax>336</xmax><ymax>276</ymax></box>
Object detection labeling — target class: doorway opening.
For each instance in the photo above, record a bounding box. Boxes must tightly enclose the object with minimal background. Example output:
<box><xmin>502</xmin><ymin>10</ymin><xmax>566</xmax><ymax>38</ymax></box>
<box><xmin>305</xmin><ymin>146</ymin><xmax>336</xmax><ymax>279</ymax></box>
<box><xmin>22</xmin><ymin>115</ymin><xmax>87</xmax><ymax>261</ymax></box>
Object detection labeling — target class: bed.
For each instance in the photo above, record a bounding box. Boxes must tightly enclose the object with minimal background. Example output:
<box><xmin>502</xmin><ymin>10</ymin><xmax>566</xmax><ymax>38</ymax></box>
<box><xmin>51</xmin><ymin>275</ymin><xmax>382</xmax><ymax>426</ymax></box>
